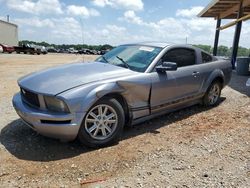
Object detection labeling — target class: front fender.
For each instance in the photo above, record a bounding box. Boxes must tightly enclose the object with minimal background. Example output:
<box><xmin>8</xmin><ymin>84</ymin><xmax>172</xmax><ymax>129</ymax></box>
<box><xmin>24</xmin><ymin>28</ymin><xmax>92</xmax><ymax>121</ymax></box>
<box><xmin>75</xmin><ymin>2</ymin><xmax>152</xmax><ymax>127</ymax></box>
<box><xmin>59</xmin><ymin>72</ymin><xmax>152</xmax><ymax>122</ymax></box>
<box><xmin>59</xmin><ymin>82</ymin><xmax>125</xmax><ymax>114</ymax></box>
<box><xmin>92</xmin><ymin>82</ymin><xmax>125</xmax><ymax>99</ymax></box>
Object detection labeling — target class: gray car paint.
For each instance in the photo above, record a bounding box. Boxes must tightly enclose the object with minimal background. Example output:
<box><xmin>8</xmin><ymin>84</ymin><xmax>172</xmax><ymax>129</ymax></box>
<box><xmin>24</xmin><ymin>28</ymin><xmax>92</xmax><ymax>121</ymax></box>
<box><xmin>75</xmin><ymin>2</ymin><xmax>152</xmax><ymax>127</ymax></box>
<box><xmin>12</xmin><ymin>43</ymin><xmax>232</xmax><ymax>141</ymax></box>
<box><xmin>19</xmin><ymin>62</ymin><xmax>136</xmax><ymax>95</ymax></box>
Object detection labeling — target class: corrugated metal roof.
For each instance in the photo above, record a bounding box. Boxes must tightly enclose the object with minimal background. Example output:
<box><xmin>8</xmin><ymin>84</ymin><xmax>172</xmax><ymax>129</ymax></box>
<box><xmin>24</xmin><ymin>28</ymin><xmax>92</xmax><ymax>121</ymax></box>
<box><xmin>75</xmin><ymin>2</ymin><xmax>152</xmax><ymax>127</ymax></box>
<box><xmin>198</xmin><ymin>0</ymin><xmax>250</xmax><ymax>19</ymax></box>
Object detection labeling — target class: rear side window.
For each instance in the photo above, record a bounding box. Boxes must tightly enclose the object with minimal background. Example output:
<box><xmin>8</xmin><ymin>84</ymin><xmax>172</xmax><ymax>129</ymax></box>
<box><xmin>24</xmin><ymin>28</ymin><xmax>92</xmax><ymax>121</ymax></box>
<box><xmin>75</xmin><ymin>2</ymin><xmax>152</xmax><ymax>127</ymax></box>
<box><xmin>162</xmin><ymin>48</ymin><xmax>196</xmax><ymax>67</ymax></box>
<box><xmin>201</xmin><ymin>52</ymin><xmax>213</xmax><ymax>63</ymax></box>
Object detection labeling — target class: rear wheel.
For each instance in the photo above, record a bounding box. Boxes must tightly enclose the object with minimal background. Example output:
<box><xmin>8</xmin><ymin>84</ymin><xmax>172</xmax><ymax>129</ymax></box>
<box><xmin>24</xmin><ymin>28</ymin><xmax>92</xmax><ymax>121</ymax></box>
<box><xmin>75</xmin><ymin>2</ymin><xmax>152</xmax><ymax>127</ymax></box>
<box><xmin>203</xmin><ymin>81</ymin><xmax>222</xmax><ymax>106</ymax></box>
<box><xmin>78</xmin><ymin>98</ymin><xmax>125</xmax><ymax>148</ymax></box>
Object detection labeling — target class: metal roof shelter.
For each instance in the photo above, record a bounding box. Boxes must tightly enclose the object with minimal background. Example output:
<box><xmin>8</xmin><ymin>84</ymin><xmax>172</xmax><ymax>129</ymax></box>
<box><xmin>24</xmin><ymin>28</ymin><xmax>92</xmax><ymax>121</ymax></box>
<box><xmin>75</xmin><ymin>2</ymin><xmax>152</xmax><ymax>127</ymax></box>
<box><xmin>198</xmin><ymin>0</ymin><xmax>250</xmax><ymax>69</ymax></box>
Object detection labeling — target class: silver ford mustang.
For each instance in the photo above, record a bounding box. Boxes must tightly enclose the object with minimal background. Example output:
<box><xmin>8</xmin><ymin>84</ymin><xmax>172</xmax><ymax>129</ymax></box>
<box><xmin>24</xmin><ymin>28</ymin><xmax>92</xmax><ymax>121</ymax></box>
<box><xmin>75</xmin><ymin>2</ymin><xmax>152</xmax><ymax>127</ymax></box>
<box><xmin>12</xmin><ymin>42</ymin><xmax>232</xmax><ymax>148</ymax></box>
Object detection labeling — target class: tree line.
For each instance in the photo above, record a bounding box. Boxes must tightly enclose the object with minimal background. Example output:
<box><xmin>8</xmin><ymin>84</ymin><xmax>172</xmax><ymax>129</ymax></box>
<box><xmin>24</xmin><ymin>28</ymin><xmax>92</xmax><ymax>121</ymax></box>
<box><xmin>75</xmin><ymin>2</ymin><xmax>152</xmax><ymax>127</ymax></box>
<box><xmin>19</xmin><ymin>40</ymin><xmax>250</xmax><ymax>57</ymax></box>
<box><xmin>193</xmin><ymin>44</ymin><xmax>250</xmax><ymax>57</ymax></box>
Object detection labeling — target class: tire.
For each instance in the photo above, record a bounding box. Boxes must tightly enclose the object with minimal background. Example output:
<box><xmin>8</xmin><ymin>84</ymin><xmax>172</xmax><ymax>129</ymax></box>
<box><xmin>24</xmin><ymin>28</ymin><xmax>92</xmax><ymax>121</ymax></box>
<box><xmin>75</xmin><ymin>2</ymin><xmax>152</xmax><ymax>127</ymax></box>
<box><xmin>203</xmin><ymin>81</ymin><xmax>222</xmax><ymax>106</ymax></box>
<box><xmin>78</xmin><ymin>98</ymin><xmax>125</xmax><ymax>148</ymax></box>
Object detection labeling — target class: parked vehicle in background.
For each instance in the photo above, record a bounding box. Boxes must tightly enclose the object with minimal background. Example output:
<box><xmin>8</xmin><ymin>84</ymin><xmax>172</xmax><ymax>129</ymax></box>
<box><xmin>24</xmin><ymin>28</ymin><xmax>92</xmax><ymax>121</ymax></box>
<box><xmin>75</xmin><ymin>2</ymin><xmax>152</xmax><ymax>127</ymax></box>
<box><xmin>0</xmin><ymin>45</ymin><xmax>3</xmax><ymax>53</ymax></box>
<box><xmin>91</xmin><ymin>50</ymin><xmax>98</xmax><ymax>55</ymax></box>
<box><xmin>77</xmin><ymin>49</ymin><xmax>109</xmax><ymax>55</ymax></box>
<box><xmin>30</xmin><ymin>45</ymin><xmax>47</xmax><ymax>55</ymax></box>
<box><xmin>77</xmin><ymin>49</ymin><xmax>95</xmax><ymax>55</ymax></box>
<box><xmin>0</xmin><ymin>44</ymin><xmax>15</xmax><ymax>53</ymax></box>
<box><xmin>14</xmin><ymin>44</ymin><xmax>41</xmax><ymax>55</ymax></box>
<box><xmin>77</xmin><ymin>49</ymin><xmax>86</xmax><ymax>54</ymax></box>
<box><xmin>68</xmin><ymin>48</ymin><xmax>78</xmax><ymax>54</ymax></box>
<box><xmin>40</xmin><ymin>46</ymin><xmax>48</xmax><ymax>54</ymax></box>
<box><xmin>58</xmin><ymin>49</ymin><xmax>68</xmax><ymax>53</ymax></box>
<box><xmin>47</xmin><ymin>48</ymin><xmax>59</xmax><ymax>53</ymax></box>
<box><xmin>85</xmin><ymin>49</ymin><xmax>93</xmax><ymax>54</ymax></box>
<box><xmin>12</xmin><ymin>42</ymin><xmax>232</xmax><ymax>148</ymax></box>
<box><xmin>100</xmin><ymin>49</ymin><xmax>110</xmax><ymax>55</ymax></box>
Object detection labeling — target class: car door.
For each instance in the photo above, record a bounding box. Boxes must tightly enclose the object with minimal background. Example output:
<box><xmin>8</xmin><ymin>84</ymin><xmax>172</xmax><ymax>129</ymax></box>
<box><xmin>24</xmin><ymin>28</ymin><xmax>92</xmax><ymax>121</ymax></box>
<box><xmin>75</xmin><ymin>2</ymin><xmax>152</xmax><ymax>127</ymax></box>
<box><xmin>150</xmin><ymin>47</ymin><xmax>203</xmax><ymax>112</ymax></box>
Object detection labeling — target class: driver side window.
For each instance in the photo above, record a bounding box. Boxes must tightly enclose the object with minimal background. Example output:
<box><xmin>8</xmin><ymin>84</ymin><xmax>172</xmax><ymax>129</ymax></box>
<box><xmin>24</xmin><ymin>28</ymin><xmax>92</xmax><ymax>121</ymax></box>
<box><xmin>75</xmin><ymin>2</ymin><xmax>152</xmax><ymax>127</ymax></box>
<box><xmin>162</xmin><ymin>48</ymin><xmax>196</xmax><ymax>67</ymax></box>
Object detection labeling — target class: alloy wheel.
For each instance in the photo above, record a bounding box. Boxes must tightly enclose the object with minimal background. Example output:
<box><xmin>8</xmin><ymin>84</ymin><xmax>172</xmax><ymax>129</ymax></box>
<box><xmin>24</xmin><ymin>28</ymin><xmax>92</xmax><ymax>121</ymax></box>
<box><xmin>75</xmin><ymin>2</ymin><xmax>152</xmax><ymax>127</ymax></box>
<box><xmin>208</xmin><ymin>83</ymin><xmax>220</xmax><ymax>105</ymax></box>
<box><xmin>84</xmin><ymin>104</ymin><xmax>118</xmax><ymax>140</ymax></box>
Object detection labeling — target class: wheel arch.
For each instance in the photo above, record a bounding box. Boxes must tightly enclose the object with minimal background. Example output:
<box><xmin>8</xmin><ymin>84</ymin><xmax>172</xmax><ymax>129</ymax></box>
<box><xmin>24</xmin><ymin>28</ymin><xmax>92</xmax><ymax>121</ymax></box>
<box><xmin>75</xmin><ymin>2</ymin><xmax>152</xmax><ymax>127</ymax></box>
<box><xmin>74</xmin><ymin>82</ymin><xmax>131</xmax><ymax>126</ymax></box>
<box><xmin>77</xmin><ymin>92</ymin><xmax>127</xmax><ymax>148</ymax></box>
<box><xmin>202</xmin><ymin>69</ymin><xmax>225</xmax><ymax>93</ymax></box>
<box><xmin>212</xmin><ymin>76</ymin><xmax>224</xmax><ymax>86</ymax></box>
<box><xmin>96</xmin><ymin>92</ymin><xmax>132</xmax><ymax>126</ymax></box>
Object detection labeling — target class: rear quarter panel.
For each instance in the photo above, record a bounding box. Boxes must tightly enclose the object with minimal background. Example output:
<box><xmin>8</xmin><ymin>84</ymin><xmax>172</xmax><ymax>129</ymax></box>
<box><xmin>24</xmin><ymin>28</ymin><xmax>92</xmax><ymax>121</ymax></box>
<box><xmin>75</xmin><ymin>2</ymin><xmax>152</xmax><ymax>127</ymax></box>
<box><xmin>198</xmin><ymin>59</ymin><xmax>232</xmax><ymax>93</ymax></box>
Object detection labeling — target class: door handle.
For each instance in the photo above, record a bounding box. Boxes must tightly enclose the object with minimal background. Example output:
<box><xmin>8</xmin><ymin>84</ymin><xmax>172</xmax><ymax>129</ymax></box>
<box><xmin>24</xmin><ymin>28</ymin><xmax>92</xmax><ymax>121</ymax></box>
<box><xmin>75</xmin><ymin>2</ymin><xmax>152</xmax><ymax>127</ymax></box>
<box><xmin>192</xmin><ymin>71</ymin><xmax>200</xmax><ymax>76</ymax></box>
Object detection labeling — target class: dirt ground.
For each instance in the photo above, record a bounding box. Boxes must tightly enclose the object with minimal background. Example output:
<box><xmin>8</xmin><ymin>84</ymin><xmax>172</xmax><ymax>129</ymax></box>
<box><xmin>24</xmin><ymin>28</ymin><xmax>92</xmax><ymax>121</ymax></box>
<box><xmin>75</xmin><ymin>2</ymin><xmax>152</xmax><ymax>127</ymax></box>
<box><xmin>0</xmin><ymin>53</ymin><xmax>249</xmax><ymax>188</ymax></box>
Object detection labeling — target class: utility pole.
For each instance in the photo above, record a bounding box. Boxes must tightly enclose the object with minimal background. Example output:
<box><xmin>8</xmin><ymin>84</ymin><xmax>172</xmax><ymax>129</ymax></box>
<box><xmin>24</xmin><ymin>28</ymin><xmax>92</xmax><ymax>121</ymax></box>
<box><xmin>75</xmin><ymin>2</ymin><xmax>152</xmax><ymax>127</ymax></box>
<box><xmin>79</xmin><ymin>18</ymin><xmax>85</xmax><ymax>62</ymax></box>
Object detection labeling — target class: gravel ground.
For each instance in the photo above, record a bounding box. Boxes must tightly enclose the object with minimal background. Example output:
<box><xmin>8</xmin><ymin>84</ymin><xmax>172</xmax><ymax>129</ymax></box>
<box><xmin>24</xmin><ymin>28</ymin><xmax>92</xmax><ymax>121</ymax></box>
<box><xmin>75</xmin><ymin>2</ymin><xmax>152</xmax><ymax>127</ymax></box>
<box><xmin>0</xmin><ymin>53</ymin><xmax>249</xmax><ymax>187</ymax></box>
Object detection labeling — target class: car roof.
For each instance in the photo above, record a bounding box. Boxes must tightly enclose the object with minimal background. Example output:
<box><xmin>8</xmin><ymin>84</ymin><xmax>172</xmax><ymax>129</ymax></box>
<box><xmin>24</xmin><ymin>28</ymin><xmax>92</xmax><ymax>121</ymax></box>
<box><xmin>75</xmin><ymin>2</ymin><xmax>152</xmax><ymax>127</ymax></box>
<box><xmin>123</xmin><ymin>42</ymin><xmax>172</xmax><ymax>48</ymax></box>
<box><xmin>121</xmin><ymin>42</ymin><xmax>199</xmax><ymax>49</ymax></box>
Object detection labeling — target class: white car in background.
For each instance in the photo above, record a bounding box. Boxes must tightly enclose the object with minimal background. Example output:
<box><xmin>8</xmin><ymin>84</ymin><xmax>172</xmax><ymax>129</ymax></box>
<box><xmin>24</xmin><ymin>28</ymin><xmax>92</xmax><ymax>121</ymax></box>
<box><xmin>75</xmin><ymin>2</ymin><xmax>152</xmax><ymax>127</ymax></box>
<box><xmin>68</xmin><ymin>48</ymin><xmax>78</xmax><ymax>54</ymax></box>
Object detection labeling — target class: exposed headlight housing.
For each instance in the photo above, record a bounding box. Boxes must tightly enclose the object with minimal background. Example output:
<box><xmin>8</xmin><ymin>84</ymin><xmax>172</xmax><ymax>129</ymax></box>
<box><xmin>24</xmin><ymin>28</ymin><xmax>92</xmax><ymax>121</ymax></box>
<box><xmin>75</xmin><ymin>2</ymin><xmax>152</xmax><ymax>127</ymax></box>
<box><xmin>44</xmin><ymin>96</ymin><xmax>69</xmax><ymax>113</ymax></box>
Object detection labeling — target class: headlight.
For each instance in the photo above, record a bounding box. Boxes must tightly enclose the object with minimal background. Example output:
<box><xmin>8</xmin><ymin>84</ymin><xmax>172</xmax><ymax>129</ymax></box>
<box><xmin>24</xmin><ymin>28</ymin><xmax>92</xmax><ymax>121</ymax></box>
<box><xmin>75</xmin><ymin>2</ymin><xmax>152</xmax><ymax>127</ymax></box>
<box><xmin>44</xmin><ymin>96</ymin><xmax>69</xmax><ymax>113</ymax></box>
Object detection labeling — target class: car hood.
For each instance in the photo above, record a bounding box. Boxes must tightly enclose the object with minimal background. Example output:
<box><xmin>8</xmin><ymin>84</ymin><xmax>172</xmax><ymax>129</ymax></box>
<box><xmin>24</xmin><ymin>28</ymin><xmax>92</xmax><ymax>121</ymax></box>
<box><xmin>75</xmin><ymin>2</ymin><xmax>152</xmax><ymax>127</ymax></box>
<box><xmin>18</xmin><ymin>62</ymin><xmax>135</xmax><ymax>95</ymax></box>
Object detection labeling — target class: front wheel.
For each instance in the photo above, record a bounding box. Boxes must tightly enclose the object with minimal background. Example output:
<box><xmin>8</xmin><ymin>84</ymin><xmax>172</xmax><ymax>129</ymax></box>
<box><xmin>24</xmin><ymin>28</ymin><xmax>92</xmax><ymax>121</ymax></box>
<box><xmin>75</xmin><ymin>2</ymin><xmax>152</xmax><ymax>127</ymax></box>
<box><xmin>78</xmin><ymin>98</ymin><xmax>125</xmax><ymax>148</ymax></box>
<box><xmin>203</xmin><ymin>81</ymin><xmax>222</xmax><ymax>106</ymax></box>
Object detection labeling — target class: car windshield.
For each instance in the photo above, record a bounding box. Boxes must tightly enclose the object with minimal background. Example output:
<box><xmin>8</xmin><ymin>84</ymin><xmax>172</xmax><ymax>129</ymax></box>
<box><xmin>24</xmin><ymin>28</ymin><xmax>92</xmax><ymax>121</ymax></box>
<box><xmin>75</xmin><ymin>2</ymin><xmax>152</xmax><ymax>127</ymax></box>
<box><xmin>95</xmin><ymin>45</ymin><xmax>162</xmax><ymax>72</ymax></box>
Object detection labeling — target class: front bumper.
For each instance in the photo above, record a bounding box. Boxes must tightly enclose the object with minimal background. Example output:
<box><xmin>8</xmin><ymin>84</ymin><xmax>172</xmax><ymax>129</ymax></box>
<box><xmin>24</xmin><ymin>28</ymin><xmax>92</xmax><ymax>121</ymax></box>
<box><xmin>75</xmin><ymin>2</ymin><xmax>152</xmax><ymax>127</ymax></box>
<box><xmin>12</xmin><ymin>92</ymin><xmax>84</xmax><ymax>141</ymax></box>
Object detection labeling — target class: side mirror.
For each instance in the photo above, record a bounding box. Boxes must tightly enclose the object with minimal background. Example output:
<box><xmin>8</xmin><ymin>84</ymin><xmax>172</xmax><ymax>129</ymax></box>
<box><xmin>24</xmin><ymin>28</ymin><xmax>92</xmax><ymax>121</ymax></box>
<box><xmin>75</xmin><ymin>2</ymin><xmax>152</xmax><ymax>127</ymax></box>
<box><xmin>156</xmin><ymin>62</ymin><xmax>177</xmax><ymax>73</ymax></box>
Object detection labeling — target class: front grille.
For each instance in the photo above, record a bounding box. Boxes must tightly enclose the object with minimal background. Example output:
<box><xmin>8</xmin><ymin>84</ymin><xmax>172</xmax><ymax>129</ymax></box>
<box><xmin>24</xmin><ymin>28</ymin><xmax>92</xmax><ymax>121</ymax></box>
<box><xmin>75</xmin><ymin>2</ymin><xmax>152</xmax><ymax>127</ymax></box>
<box><xmin>20</xmin><ymin>88</ymin><xmax>40</xmax><ymax>108</ymax></box>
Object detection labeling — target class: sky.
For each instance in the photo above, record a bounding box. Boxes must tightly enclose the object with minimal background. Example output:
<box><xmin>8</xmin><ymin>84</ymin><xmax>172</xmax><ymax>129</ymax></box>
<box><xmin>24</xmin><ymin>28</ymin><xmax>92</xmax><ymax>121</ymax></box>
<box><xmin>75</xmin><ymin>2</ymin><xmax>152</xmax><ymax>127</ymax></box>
<box><xmin>0</xmin><ymin>0</ymin><xmax>250</xmax><ymax>47</ymax></box>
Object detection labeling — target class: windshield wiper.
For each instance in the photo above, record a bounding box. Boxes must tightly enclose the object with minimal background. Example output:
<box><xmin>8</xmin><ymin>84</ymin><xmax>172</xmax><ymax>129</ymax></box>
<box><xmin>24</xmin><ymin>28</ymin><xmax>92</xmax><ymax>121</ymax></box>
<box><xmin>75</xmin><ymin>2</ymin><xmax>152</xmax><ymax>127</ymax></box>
<box><xmin>102</xmin><ymin>56</ymin><xmax>109</xmax><ymax>63</ymax></box>
<box><xmin>116</xmin><ymin>56</ymin><xmax>131</xmax><ymax>70</ymax></box>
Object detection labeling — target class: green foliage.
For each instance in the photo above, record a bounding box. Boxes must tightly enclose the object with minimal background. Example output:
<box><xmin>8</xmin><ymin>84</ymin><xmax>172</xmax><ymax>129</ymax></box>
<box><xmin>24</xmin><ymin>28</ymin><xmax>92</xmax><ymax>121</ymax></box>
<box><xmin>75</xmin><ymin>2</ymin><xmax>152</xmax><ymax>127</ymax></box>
<box><xmin>193</xmin><ymin>44</ymin><xmax>250</xmax><ymax>57</ymax></box>
<box><xmin>237</xmin><ymin>46</ymin><xmax>250</xmax><ymax>57</ymax></box>
<box><xmin>216</xmin><ymin>46</ymin><xmax>250</xmax><ymax>57</ymax></box>
<box><xmin>193</xmin><ymin>44</ymin><xmax>212</xmax><ymax>53</ymax></box>
<box><xmin>217</xmin><ymin>45</ymin><xmax>230</xmax><ymax>56</ymax></box>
